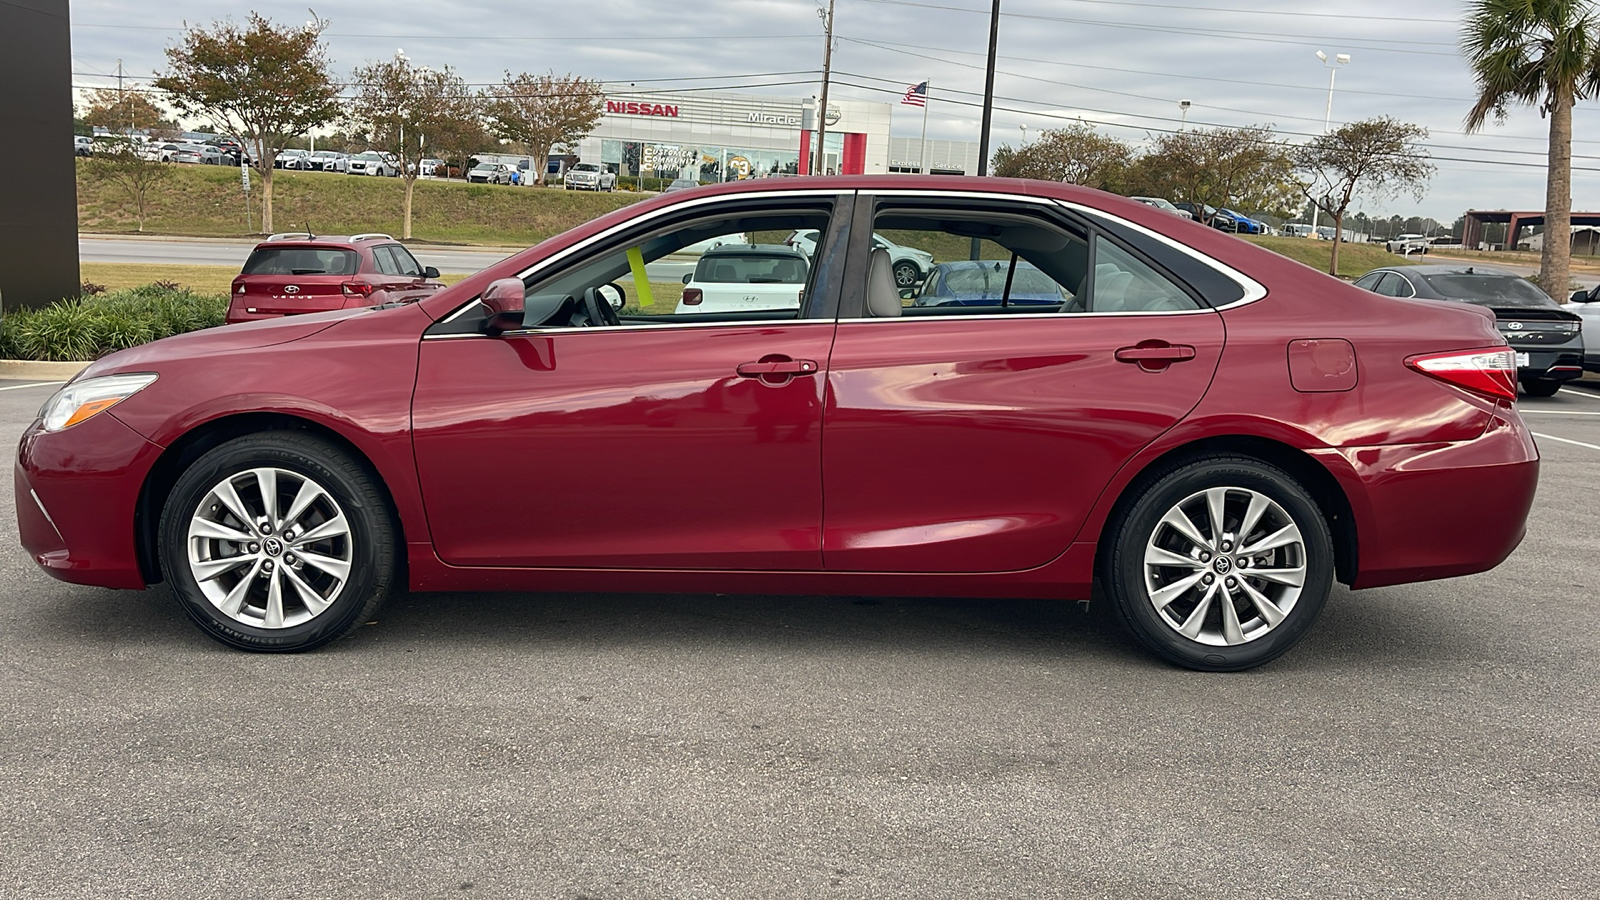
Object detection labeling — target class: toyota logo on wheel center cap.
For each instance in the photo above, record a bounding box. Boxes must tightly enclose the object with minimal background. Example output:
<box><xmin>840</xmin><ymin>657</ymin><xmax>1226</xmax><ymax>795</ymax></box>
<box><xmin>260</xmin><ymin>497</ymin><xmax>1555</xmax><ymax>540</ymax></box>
<box><xmin>263</xmin><ymin>537</ymin><xmax>283</xmax><ymax>556</ymax></box>
<box><xmin>1213</xmin><ymin>556</ymin><xmax>1232</xmax><ymax>574</ymax></box>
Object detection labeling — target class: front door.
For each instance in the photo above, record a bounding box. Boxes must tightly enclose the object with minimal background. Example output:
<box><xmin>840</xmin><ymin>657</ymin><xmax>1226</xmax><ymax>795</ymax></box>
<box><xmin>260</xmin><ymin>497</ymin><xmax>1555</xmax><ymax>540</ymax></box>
<box><xmin>411</xmin><ymin>197</ymin><xmax>847</xmax><ymax>570</ymax></box>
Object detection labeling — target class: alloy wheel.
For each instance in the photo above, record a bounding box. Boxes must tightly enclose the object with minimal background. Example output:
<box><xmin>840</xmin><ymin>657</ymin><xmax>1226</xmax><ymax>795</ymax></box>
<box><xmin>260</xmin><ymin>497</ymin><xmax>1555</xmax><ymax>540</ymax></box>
<box><xmin>185</xmin><ymin>467</ymin><xmax>354</xmax><ymax>630</ymax></box>
<box><xmin>1142</xmin><ymin>486</ymin><xmax>1307</xmax><ymax>647</ymax></box>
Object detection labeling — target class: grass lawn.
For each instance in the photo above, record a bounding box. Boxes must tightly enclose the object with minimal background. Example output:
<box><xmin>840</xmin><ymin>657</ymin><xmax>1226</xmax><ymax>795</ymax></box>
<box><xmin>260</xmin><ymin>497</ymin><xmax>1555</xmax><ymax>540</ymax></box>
<box><xmin>78</xmin><ymin>161</ymin><xmax>644</xmax><ymax>246</ymax></box>
<box><xmin>1244</xmin><ymin>235</ymin><xmax>1418</xmax><ymax>280</ymax></box>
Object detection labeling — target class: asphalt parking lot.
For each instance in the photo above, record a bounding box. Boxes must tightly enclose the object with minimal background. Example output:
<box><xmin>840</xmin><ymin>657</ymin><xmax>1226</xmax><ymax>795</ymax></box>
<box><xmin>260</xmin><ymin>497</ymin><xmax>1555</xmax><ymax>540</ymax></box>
<box><xmin>0</xmin><ymin>378</ymin><xmax>1596</xmax><ymax>899</ymax></box>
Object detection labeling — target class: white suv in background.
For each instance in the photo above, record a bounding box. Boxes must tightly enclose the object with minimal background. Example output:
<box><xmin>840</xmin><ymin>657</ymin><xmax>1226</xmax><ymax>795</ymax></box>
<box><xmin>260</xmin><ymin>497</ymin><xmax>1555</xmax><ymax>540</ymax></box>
<box><xmin>564</xmin><ymin>163</ymin><xmax>617</xmax><ymax>191</ymax></box>
<box><xmin>675</xmin><ymin>245</ymin><xmax>809</xmax><ymax>313</ymax></box>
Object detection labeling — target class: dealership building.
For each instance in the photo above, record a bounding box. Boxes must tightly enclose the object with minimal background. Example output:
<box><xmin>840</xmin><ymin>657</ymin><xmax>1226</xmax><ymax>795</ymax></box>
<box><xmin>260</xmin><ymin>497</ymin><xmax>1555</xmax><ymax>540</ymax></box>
<box><xmin>572</xmin><ymin>88</ymin><xmax>896</xmax><ymax>181</ymax></box>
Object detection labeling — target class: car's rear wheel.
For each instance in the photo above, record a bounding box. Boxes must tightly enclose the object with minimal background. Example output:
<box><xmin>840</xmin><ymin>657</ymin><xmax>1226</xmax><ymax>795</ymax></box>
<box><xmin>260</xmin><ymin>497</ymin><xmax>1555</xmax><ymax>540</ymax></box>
<box><xmin>893</xmin><ymin>261</ymin><xmax>920</xmax><ymax>288</ymax></box>
<box><xmin>1106</xmin><ymin>456</ymin><xmax>1334</xmax><ymax>671</ymax></box>
<box><xmin>1522</xmin><ymin>379</ymin><xmax>1563</xmax><ymax>397</ymax></box>
<box><xmin>158</xmin><ymin>432</ymin><xmax>397</xmax><ymax>652</ymax></box>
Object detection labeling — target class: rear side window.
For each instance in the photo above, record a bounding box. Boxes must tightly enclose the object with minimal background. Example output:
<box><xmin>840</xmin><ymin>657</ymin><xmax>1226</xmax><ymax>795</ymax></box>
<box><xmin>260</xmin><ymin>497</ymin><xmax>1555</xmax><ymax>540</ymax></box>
<box><xmin>694</xmin><ymin>253</ymin><xmax>809</xmax><ymax>284</ymax></box>
<box><xmin>242</xmin><ymin>247</ymin><xmax>359</xmax><ymax>276</ymax></box>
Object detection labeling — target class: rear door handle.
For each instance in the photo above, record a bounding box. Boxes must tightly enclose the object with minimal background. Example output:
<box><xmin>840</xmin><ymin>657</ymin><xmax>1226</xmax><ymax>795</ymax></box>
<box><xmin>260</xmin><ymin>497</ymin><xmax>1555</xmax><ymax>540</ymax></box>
<box><xmin>1115</xmin><ymin>344</ymin><xmax>1196</xmax><ymax>362</ymax></box>
<box><xmin>736</xmin><ymin>358</ymin><xmax>819</xmax><ymax>377</ymax></box>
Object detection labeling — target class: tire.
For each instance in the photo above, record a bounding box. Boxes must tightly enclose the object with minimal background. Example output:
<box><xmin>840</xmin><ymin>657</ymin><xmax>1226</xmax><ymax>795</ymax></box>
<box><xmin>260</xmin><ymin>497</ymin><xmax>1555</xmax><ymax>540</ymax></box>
<box><xmin>1105</xmin><ymin>455</ymin><xmax>1334</xmax><ymax>672</ymax></box>
<box><xmin>1522</xmin><ymin>379</ymin><xmax>1562</xmax><ymax>397</ymax></box>
<box><xmin>158</xmin><ymin>432</ymin><xmax>397</xmax><ymax>652</ymax></box>
<box><xmin>892</xmin><ymin>261</ymin><xmax>920</xmax><ymax>289</ymax></box>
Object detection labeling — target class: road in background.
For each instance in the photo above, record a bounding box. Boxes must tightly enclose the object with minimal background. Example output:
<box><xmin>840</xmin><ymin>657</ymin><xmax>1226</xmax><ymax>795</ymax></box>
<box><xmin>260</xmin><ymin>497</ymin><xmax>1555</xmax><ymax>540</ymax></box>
<box><xmin>0</xmin><ymin>378</ymin><xmax>1596</xmax><ymax>897</ymax></box>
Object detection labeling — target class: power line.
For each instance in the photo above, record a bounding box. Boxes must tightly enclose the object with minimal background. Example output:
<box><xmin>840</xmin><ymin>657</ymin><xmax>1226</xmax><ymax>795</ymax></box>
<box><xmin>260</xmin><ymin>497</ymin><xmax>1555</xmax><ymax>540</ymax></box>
<box><xmin>856</xmin><ymin>0</ymin><xmax>1460</xmax><ymax>24</ymax></box>
<box><xmin>72</xmin><ymin>21</ymin><xmax>815</xmax><ymax>42</ymax></box>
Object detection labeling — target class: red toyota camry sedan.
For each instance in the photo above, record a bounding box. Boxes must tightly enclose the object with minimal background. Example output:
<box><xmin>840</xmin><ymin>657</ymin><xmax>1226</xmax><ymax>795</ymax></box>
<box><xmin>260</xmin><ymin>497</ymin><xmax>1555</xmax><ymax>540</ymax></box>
<box><xmin>15</xmin><ymin>177</ymin><xmax>1538</xmax><ymax>670</ymax></box>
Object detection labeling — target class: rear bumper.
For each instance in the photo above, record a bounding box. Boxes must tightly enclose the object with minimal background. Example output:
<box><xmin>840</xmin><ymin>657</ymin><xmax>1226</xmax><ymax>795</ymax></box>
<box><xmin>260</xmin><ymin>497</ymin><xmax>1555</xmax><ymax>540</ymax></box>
<box><xmin>1323</xmin><ymin>408</ymin><xmax>1539</xmax><ymax>590</ymax></box>
<box><xmin>1514</xmin><ymin>348</ymin><xmax>1585</xmax><ymax>381</ymax></box>
<box><xmin>16</xmin><ymin>412</ymin><xmax>163</xmax><ymax>590</ymax></box>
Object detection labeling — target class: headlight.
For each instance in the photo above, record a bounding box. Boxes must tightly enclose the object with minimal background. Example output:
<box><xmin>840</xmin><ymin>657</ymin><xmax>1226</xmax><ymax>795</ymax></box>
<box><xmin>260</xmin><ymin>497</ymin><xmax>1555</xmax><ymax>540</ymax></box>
<box><xmin>39</xmin><ymin>373</ymin><xmax>158</xmax><ymax>432</ymax></box>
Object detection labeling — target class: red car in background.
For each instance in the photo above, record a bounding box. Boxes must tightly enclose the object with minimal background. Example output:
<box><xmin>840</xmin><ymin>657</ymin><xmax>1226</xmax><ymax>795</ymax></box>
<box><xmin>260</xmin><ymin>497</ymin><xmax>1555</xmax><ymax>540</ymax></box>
<box><xmin>16</xmin><ymin>177</ymin><xmax>1538</xmax><ymax>670</ymax></box>
<box><xmin>226</xmin><ymin>232</ymin><xmax>444</xmax><ymax>324</ymax></box>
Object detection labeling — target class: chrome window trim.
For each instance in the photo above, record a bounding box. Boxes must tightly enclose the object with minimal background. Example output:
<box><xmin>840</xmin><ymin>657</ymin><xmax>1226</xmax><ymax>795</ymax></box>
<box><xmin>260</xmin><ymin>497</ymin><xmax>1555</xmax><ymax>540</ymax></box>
<box><xmin>862</xmin><ymin>189</ymin><xmax>1262</xmax><ymax>311</ymax></box>
<box><xmin>1053</xmin><ymin>199</ymin><xmax>1268</xmax><ymax>309</ymax></box>
<box><xmin>437</xmin><ymin>189</ymin><xmax>847</xmax><ymax>325</ymax></box>
<box><xmin>422</xmin><ymin>318</ymin><xmax>836</xmax><ymax>339</ymax></box>
<box><xmin>836</xmin><ymin>308</ymin><xmax>1216</xmax><ymax>324</ymax></box>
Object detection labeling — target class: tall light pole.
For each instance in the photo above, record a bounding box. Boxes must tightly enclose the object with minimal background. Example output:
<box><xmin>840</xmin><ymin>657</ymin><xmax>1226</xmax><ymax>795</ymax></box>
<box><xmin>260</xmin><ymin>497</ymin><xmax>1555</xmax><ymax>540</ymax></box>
<box><xmin>1310</xmin><ymin>50</ymin><xmax>1350</xmax><ymax>237</ymax></box>
<box><xmin>1019</xmin><ymin>123</ymin><xmax>1027</xmax><ymax>145</ymax></box>
<box><xmin>1178</xmin><ymin>99</ymin><xmax>1190</xmax><ymax>131</ymax></box>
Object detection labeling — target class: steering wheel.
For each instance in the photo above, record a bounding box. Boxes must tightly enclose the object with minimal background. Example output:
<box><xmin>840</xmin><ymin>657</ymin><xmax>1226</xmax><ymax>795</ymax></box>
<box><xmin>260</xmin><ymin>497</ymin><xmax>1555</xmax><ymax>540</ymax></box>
<box><xmin>582</xmin><ymin>285</ymin><xmax>622</xmax><ymax>327</ymax></box>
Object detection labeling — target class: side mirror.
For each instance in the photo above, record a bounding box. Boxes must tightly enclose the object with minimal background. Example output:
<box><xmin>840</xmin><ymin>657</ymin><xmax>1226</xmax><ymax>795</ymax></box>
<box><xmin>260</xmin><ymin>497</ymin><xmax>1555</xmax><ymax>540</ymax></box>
<box><xmin>1571</xmin><ymin>289</ymin><xmax>1593</xmax><ymax>303</ymax></box>
<box><xmin>479</xmin><ymin>277</ymin><xmax>526</xmax><ymax>335</ymax></box>
<box><xmin>423</xmin><ymin>266</ymin><xmax>440</xmax><ymax>279</ymax></box>
<box><xmin>682</xmin><ymin>273</ymin><xmax>692</xmax><ymax>284</ymax></box>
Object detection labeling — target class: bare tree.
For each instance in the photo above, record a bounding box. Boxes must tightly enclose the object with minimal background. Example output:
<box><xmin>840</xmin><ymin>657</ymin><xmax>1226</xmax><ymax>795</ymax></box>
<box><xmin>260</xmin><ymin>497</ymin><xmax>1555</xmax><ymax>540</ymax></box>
<box><xmin>154</xmin><ymin>13</ymin><xmax>342</xmax><ymax>233</ymax></box>
<box><xmin>1294</xmin><ymin>117</ymin><xmax>1434</xmax><ymax>275</ymax></box>
<box><xmin>84</xmin><ymin>141</ymin><xmax>173</xmax><ymax>233</ymax></box>
<box><xmin>990</xmin><ymin>122</ymin><xmax>1132</xmax><ymax>191</ymax></box>
<box><xmin>1126</xmin><ymin>125</ymin><xmax>1298</xmax><ymax>226</ymax></box>
<box><xmin>348</xmin><ymin>53</ymin><xmax>475</xmax><ymax>239</ymax></box>
<box><xmin>484</xmin><ymin>72</ymin><xmax>605</xmax><ymax>186</ymax></box>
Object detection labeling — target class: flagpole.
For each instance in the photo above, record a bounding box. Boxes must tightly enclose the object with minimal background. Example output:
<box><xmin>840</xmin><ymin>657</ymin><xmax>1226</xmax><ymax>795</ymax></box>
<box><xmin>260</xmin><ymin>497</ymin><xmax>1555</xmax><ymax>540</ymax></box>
<box><xmin>918</xmin><ymin>79</ymin><xmax>930</xmax><ymax>175</ymax></box>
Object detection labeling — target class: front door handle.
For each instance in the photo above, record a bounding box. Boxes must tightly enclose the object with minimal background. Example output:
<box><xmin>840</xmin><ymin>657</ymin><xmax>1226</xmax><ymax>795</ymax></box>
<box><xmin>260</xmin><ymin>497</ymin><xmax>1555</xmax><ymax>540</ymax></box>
<box><xmin>736</xmin><ymin>358</ymin><xmax>819</xmax><ymax>377</ymax></box>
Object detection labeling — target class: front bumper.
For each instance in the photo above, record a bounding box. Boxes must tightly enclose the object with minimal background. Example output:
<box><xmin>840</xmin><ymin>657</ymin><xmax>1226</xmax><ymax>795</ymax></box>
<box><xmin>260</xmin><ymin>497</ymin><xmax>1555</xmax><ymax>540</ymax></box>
<box><xmin>15</xmin><ymin>411</ymin><xmax>164</xmax><ymax>589</ymax></box>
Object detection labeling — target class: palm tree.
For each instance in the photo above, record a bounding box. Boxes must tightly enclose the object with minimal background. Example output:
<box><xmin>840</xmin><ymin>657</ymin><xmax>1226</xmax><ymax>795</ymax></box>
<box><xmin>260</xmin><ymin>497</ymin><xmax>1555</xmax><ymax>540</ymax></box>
<box><xmin>1463</xmin><ymin>0</ymin><xmax>1600</xmax><ymax>299</ymax></box>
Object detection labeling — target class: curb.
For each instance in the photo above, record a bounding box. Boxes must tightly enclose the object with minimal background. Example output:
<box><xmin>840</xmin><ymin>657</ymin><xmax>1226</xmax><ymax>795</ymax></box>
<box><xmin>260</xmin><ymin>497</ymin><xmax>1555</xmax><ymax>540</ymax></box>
<box><xmin>0</xmin><ymin>360</ymin><xmax>89</xmax><ymax>380</ymax></box>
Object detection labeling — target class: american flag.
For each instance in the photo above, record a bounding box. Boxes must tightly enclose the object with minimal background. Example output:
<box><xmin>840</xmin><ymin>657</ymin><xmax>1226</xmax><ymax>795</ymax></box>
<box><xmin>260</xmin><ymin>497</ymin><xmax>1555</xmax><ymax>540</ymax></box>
<box><xmin>902</xmin><ymin>81</ymin><xmax>928</xmax><ymax>107</ymax></box>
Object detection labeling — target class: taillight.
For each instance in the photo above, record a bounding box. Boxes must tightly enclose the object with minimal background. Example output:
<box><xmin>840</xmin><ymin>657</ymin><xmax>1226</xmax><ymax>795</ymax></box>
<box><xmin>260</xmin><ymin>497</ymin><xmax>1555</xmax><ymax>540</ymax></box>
<box><xmin>1406</xmin><ymin>348</ymin><xmax>1518</xmax><ymax>402</ymax></box>
<box><xmin>233</xmin><ymin>279</ymin><xmax>245</xmax><ymax>294</ymax></box>
<box><xmin>342</xmin><ymin>282</ymin><xmax>376</xmax><ymax>297</ymax></box>
<box><xmin>681</xmin><ymin>288</ymin><xmax>703</xmax><ymax>306</ymax></box>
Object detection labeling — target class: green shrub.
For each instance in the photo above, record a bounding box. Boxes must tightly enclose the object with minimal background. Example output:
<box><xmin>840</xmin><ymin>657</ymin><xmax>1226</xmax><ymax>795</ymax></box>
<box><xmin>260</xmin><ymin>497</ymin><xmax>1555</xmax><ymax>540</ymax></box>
<box><xmin>0</xmin><ymin>285</ymin><xmax>228</xmax><ymax>361</ymax></box>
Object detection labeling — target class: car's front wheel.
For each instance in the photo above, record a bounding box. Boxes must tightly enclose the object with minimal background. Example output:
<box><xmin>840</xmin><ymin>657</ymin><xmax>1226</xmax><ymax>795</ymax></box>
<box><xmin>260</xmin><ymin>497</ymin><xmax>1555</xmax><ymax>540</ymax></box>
<box><xmin>892</xmin><ymin>261</ymin><xmax>920</xmax><ymax>289</ymax></box>
<box><xmin>1105</xmin><ymin>455</ymin><xmax>1334</xmax><ymax>671</ymax></box>
<box><xmin>158</xmin><ymin>432</ymin><xmax>397</xmax><ymax>652</ymax></box>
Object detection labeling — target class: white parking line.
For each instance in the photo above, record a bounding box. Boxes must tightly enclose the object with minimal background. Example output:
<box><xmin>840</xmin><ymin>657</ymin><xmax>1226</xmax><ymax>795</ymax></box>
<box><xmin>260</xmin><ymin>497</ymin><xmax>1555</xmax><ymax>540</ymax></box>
<box><xmin>0</xmin><ymin>381</ymin><xmax>64</xmax><ymax>393</ymax></box>
<box><xmin>1519</xmin><ymin>409</ymin><xmax>1600</xmax><ymax>416</ymax></box>
<box><xmin>1558</xmin><ymin>387</ymin><xmax>1600</xmax><ymax>401</ymax></box>
<box><xmin>1533</xmin><ymin>432</ymin><xmax>1600</xmax><ymax>452</ymax></box>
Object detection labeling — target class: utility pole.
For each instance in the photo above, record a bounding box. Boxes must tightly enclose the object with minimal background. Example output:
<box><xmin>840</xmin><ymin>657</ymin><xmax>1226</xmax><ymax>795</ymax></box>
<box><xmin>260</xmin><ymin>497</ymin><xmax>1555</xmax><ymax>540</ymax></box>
<box><xmin>815</xmin><ymin>0</ymin><xmax>835</xmax><ymax>176</ymax></box>
<box><xmin>972</xmin><ymin>0</ymin><xmax>1000</xmax><ymax>258</ymax></box>
<box><xmin>117</xmin><ymin>58</ymin><xmax>126</xmax><ymax>136</ymax></box>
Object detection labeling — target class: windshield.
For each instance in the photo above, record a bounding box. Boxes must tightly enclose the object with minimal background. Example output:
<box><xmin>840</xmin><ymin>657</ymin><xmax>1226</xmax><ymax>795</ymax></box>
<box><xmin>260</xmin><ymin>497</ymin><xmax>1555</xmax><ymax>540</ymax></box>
<box><xmin>572</xmin><ymin>164</ymin><xmax>598</xmax><ymax>172</ymax></box>
<box><xmin>1422</xmin><ymin>273</ymin><xmax>1557</xmax><ymax>308</ymax></box>
<box><xmin>242</xmin><ymin>247</ymin><xmax>359</xmax><ymax>276</ymax></box>
<box><xmin>471</xmin><ymin>164</ymin><xmax>496</xmax><ymax>171</ymax></box>
<box><xmin>693</xmin><ymin>253</ymin><xmax>808</xmax><ymax>284</ymax></box>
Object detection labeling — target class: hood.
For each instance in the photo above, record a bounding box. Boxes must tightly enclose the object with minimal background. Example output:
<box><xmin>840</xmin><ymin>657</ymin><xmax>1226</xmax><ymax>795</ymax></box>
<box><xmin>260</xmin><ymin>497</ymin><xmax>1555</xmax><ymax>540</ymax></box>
<box><xmin>77</xmin><ymin>306</ymin><xmax>372</xmax><ymax>380</ymax></box>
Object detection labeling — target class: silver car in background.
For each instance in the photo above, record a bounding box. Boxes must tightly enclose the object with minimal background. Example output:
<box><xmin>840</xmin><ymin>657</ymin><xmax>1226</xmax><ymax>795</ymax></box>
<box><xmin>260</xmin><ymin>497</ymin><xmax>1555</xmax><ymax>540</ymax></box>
<box><xmin>564</xmin><ymin>162</ymin><xmax>617</xmax><ymax>191</ymax></box>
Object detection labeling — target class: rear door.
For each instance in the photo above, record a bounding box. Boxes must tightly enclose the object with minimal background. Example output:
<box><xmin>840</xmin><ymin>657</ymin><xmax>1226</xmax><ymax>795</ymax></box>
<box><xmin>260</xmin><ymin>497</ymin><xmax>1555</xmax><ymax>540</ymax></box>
<box><xmin>821</xmin><ymin>193</ymin><xmax>1228</xmax><ymax>573</ymax></box>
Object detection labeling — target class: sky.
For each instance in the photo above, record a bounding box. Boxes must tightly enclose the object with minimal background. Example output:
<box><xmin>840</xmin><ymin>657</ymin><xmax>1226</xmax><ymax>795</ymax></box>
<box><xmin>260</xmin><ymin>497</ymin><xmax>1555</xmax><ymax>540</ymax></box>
<box><xmin>63</xmin><ymin>0</ymin><xmax>1600</xmax><ymax>223</ymax></box>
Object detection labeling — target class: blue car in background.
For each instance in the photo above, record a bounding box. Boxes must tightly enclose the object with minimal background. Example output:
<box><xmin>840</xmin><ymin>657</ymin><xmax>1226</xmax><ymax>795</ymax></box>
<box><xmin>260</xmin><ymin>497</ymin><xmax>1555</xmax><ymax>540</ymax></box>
<box><xmin>1216</xmin><ymin>208</ymin><xmax>1265</xmax><ymax>235</ymax></box>
<box><xmin>912</xmin><ymin>260</ymin><xmax>1069</xmax><ymax>307</ymax></box>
